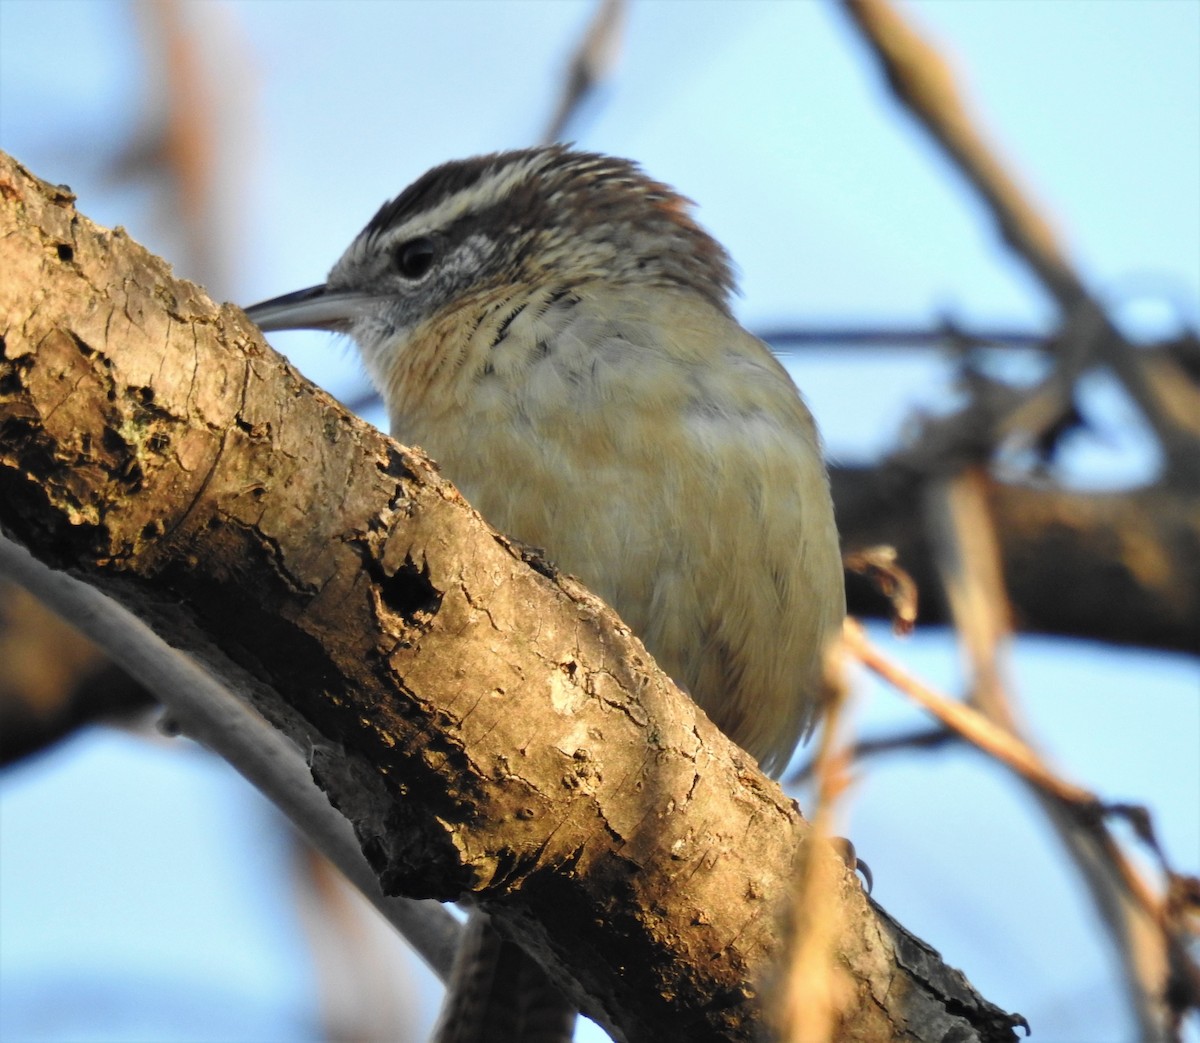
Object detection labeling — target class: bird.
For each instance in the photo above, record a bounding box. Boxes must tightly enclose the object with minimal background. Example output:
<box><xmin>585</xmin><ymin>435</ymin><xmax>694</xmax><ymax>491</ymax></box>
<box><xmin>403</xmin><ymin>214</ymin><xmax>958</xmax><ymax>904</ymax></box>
<box><xmin>246</xmin><ymin>144</ymin><xmax>845</xmax><ymax>1041</ymax></box>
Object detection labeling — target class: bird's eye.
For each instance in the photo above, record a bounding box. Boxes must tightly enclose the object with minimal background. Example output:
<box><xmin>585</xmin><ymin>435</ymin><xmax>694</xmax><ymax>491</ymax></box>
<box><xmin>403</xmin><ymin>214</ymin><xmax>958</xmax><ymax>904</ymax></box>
<box><xmin>394</xmin><ymin>237</ymin><xmax>436</xmax><ymax>279</ymax></box>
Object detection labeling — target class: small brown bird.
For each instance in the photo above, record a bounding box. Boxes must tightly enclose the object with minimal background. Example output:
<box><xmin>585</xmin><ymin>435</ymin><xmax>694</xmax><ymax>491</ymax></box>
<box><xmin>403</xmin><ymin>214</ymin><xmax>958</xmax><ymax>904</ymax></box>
<box><xmin>247</xmin><ymin>146</ymin><xmax>845</xmax><ymax>1040</ymax></box>
<box><xmin>248</xmin><ymin>145</ymin><xmax>844</xmax><ymax>778</ymax></box>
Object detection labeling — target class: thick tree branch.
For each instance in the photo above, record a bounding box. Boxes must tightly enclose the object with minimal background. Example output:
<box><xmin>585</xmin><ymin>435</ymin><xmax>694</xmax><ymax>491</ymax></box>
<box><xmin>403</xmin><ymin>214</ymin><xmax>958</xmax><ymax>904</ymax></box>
<box><xmin>835</xmin><ymin>464</ymin><xmax>1200</xmax><ymax>655</ymax></box>
<box><xmin>0</xmin><ymin>152</ymin><xmax>1023</xmax><ymax>1041</ymax></box>
<box><xmin>0</xmin><ymin>533</ymin><xmax>461</xmax><ymax>981</ymax></box>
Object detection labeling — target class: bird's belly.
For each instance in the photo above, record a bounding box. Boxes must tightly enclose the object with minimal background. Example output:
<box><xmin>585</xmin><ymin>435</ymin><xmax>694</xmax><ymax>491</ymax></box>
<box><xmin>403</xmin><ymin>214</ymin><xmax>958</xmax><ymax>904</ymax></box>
<box><xmin>452</xmin><ymin>440</ymin><xmax>679</xmax><ymax>645</ymax></box>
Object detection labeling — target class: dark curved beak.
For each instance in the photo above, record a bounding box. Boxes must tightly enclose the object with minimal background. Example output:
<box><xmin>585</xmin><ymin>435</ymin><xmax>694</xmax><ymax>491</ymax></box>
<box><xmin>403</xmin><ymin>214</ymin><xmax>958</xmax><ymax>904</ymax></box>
<box><xmin>245</xmin><ymin>284</ymin><xmax>377</xmax><ymax>333</ymax></box>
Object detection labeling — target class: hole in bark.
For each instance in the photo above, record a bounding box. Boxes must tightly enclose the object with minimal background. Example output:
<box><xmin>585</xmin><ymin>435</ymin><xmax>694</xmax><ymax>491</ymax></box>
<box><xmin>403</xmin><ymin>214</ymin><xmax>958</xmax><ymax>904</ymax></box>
<box><xmin>374</xmin><ymin>554</ymin><xmax>443</xmax><ymax>625</ymax></box>
<box><xmin>380</xmin><ymin>446</ymin><xmax>416</xmax><ymax>482</ymax></box>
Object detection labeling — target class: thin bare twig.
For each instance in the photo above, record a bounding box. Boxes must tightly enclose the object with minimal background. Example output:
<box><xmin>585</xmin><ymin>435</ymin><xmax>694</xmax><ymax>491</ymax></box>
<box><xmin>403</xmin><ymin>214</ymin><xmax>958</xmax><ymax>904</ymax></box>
<box><xmin>762</xmin><ymin>324</ymin><xmax>1048</xmax><ymax>352</ymax></box>
<box><xmin>787</xmin><ymin>724</ymin><xmax>954</xmax><ymax>787</ymax></box>
<box><xmin>121</xmin><ymin>0</ymin><xmax>253</xmax><ymax>298</ymax></box>
<box><xmin>542</xmin><ymin>0</ymin><xmax>627</xmax><ymax>145</ymax></box>
<box><xmin>774</xmin><ymin>642</ymin><xmax>857</xmax><ymax>1042</ymax></box>
<box><xmin>840</xmin><ymin>0</ymin><xmax>1075</xmax><ymax>300</ymax></box>
<box><xmin>844</xmin><ymin>618</ymin><xmax>1092</xmax><ymax>807</ymax></box>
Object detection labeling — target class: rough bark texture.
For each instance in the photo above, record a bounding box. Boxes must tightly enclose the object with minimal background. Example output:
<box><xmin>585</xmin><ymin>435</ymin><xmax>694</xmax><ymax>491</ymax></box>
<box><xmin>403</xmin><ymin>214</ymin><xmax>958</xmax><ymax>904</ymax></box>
<box><xmin>0</xmin><ymin>151</ymin><xmax>1023</xmax><ymax>1041</ymax></box>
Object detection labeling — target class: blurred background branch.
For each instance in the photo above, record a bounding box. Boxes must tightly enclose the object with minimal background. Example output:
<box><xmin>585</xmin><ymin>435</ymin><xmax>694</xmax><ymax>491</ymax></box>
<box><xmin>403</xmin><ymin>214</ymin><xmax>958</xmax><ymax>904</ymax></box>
<box><xmin>841</xmin><ymin>0</ymin><xmax>1200</xmax><ymax>485</ymax></box>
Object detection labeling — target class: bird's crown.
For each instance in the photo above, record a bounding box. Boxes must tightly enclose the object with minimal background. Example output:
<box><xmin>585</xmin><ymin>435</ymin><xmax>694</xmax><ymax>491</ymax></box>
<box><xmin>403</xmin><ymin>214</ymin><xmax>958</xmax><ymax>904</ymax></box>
<box><xmin>328</xmin><ymin>145</ymin><xmax>736</xmax><ymax>318</ymax></box>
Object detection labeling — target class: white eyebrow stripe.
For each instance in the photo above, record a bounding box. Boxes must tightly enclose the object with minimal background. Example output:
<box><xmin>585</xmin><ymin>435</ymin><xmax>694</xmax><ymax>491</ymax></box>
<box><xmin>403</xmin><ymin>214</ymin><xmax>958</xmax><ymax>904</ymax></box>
<box><xmin>374</xmin><ymin>151</ymin><xmax>554</xmax><ymax>246</ymax></box>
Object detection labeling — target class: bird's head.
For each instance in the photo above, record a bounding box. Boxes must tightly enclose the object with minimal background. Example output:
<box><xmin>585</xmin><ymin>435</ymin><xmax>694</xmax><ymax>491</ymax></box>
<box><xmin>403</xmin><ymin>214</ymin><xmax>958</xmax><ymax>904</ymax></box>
<box><xmin>245</xmin><ymin>146</ymin><xmax>736</xmax><ymax>357</ymax></box>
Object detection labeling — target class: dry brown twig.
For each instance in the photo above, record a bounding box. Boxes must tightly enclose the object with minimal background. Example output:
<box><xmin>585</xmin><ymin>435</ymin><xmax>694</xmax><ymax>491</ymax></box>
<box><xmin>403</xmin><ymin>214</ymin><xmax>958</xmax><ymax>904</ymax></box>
<box><xmin>842</xmin><ymin>545</ymin><xmax>918</xmax><ymax>636</ymax></box>
<box><xmin>542</xmin><ymin>0</ymin><xmax>627</xmax><ymax>145</ymax></box>
<box><xmin>843</xmin><ymin>618</ymin><xmax>1089</xmax><ymax>808</ymax></box>
<box><xmin>116</xmin><ymin>0</ymin><xmax>253</xmax><ymax>297</ymax></box>
<box><xmin>773</xmin><ymin>643</ymin><xmax>858</xmax><ymax>1043</ymax></box>
<box><xmin>846</xmin><ymin>599</ymin><xmax>1189</xmax><ymax>924</ymax></box>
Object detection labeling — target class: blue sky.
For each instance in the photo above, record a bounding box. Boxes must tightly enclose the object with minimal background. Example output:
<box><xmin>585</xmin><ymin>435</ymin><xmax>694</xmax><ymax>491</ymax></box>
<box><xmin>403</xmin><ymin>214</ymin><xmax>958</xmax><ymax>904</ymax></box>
<box><xmin>1</xmin><ymin>2</ymin><xmax>1198</xmax><ymax>1041</ymax></box>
